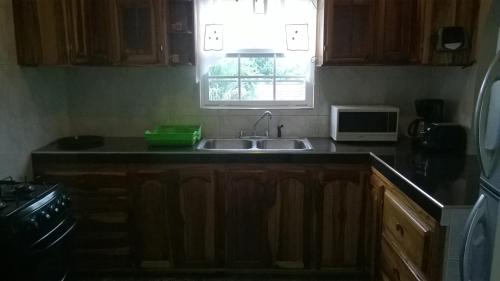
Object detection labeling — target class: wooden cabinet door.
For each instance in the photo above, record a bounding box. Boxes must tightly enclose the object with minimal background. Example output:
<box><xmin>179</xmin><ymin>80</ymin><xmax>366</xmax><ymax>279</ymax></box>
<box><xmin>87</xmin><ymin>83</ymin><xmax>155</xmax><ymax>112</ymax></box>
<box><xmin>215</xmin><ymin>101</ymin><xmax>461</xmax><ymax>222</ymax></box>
<box><xmin>376</xmin><ymin>0</ymin><xmax>419</xmax><ymax>63</ymax></box>
<box><xmin>12</xmin><ymin>0</ymin><xmax>68</xmax><ymax>65</ymax></box>
<box><xmin>267</xmin><ymin>168</ymin><xmax>314</xmax><ymax>269</ymax></box>
<box><xmin>426</xmin><ymin>0</ymin><xmax>480</xmax><ymax>65</ymax></box>
<box><xmin>223</xmin><ymin>168</ymin><xmax>273</xmax><ymax>268</ymax></box>
<box><xmin>64</xmin><ymin>0</ymin><xmax>119</xmax><ymax>65</ymax></box>
<box><xmin>367</xmin><ymin>169</ymin><xmax>386</xmax><ymax>277</ymax></box>
<box><xmin>316</xmin><ymin>166</ymin><xmax>369</xmax><ymax>270</ymax></box>
<box><xmin>42</xmin><ymin>170</ymin><xmax>133</xmax><ymax>271</ymax></box>
<box><xmin>129</xmin><ymin>171</ymin><xmax>172</xmax><ymax>269</ymax></box>
<box><xmin>324</xmin><ymin>0</ymin><xmax>377</xmax><ymax>64</ymax></box>
<box><xmin>166</xmin><ymin>168</ymin><xmax>217</xmax><ymax>268</ymax></box>
<box><xmin>115</xmin><ymin>0</ymin><xmax>167</xmax><ymax>64</ymax></box>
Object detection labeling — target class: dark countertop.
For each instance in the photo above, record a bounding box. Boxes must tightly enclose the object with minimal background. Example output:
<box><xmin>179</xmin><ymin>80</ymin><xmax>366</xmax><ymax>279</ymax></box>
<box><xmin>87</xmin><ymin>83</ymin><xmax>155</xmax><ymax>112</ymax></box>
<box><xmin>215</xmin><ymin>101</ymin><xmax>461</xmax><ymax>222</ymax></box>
<box><xmin>32</xmin><ymin>137</ymin><xmax>480</xmax><ymax>221</ymax></box>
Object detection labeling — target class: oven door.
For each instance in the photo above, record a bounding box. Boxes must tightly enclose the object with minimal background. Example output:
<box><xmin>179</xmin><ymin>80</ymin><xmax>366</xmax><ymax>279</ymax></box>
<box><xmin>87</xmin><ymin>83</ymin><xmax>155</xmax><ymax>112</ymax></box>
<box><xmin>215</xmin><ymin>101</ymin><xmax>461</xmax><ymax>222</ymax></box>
<box><xmin>20</xmin><ymin>218</ymin><xmax>76</xmax><ymax>281</ymax></box>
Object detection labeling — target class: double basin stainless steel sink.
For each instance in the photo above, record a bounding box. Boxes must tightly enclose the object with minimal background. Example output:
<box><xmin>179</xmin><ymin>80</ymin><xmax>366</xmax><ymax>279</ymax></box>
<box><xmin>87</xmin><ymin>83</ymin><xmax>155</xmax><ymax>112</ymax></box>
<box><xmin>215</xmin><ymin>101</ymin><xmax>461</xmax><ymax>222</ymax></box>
<box><xmin>197</xmin><ymin>138</ymin><xmax>313</xmax><ymax>151</ymax></box>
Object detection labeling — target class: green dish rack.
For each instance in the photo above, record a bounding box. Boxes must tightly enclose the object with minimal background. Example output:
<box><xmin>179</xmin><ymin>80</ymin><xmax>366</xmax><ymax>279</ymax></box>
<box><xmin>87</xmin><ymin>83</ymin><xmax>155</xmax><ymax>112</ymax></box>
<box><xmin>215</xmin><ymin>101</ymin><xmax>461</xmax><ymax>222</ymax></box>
<box><xmin>144</xmin><ymin>125</ymin><xmax>202</xmax><ymax>146</ymax></box>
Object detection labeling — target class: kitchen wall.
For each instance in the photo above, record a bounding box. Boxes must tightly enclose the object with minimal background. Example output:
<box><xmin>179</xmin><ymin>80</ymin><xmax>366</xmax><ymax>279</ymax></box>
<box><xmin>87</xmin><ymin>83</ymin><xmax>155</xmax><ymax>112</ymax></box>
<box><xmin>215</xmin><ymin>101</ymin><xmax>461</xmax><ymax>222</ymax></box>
<box><xmin>0</xmin><ymin>0</ymin><xmax>70</xmax><ymax>179</ymax></box>
<box><xmin>67</xmin><ymin>65</ymin><xmax>437</xmax><ymax>139</ymax></box>
<box><xmin>0</xmin><ymin>0</ymin><xmax>488</xmax><ymax>177</ymax></box>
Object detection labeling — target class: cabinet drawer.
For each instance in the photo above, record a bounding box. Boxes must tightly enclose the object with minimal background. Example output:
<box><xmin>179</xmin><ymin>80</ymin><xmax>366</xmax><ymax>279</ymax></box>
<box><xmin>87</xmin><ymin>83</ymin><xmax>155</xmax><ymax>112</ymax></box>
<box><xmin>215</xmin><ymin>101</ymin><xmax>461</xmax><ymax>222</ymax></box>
<box><xmin>383</xmin><ymin>191</ymin><xmax>431</xmax><ymax>269</ymax></box>
<box><xmin>381</xmin><ymin>234</ymin><xmax>425</xmax><ymax>281</ymax></box>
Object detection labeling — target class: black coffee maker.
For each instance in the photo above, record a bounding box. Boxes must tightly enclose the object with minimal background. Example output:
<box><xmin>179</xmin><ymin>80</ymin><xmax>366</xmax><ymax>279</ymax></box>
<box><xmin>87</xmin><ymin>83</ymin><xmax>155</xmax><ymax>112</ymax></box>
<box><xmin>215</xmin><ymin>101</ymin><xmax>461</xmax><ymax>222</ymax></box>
<box><xmin>408</xmin><ymin>99</ymin><xmax>444</xmax><ymax>142</ymax></box>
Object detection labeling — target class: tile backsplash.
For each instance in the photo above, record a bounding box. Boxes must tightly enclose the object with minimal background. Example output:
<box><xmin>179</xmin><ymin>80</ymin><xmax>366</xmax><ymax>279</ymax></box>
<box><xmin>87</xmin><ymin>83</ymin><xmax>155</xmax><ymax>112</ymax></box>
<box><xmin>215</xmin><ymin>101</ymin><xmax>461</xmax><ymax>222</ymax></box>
<box><xmin>67</xmin><ymin>65</ymin><xmax>462</xmax><ymax>139</ymax></box>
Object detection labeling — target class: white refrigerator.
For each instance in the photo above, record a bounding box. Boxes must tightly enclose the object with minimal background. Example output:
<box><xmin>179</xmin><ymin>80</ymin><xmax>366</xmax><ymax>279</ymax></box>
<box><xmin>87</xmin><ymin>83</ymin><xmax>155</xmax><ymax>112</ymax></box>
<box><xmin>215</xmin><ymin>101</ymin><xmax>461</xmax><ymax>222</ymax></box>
<box><xmin>461</xmin><ymin>2</ymin><xmax>500</xmax><ymax>280</ymax></box>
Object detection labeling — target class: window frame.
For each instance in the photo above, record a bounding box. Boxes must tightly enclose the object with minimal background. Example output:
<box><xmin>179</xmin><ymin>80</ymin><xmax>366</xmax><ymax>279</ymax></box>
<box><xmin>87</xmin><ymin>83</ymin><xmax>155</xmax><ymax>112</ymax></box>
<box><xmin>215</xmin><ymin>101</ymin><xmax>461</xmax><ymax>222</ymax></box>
<box><xmin>200</xmin><ymin>52</ymin><xmax>314</xmax><ymax>109</ymax></box>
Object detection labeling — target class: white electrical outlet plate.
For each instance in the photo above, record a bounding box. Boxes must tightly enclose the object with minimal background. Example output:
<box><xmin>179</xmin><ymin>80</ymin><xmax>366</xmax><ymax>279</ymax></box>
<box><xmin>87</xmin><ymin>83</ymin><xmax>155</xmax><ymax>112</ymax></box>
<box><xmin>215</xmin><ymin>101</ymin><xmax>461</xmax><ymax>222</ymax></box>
<box><xmin>286</xmin><ymin>24</ymin><xmax>309</xmax><ymax>51</ymax></box>
<box><xmin>204</xmin><ymin>24</ymin><xmax>223</xmax><ymax>51</ymax></box>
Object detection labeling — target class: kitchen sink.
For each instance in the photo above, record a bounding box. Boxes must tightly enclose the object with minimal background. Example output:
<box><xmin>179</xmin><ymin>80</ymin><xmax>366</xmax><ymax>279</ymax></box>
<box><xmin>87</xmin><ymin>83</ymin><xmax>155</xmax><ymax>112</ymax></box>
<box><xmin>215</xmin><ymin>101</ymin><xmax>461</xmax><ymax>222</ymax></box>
<box><xmin>197</xmin><ymin>138</ymin><xmax>313</xmax><ymax>151</ymax></box>
<box><xmin>200</xmin><ymin>139</ymin><xmax>253</xmax><ymax>150</ymax></box>
<box><xmin>256</xmin><ymin>139</ymin><xmax>310</xmax><ymax>150</ymax></box>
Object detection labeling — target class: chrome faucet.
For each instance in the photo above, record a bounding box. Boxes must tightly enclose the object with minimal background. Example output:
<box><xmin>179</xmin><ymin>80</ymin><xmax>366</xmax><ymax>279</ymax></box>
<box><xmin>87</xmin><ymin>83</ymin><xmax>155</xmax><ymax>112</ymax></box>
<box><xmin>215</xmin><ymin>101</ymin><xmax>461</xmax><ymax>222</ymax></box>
<box><xmin>252</xmin><ymin>111</ymin><xmax>273</xmax><ymax>137</ymax></box>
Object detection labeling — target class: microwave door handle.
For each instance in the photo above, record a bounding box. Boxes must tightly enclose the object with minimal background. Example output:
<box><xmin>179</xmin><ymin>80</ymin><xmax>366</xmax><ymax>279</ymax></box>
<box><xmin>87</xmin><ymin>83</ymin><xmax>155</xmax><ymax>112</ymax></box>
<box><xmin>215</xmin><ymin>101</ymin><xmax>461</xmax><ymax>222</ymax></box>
<box><xmin>460</xmin><ymin>194</ymin><xmax>486</xmax><ymax>281</ymax></box>
<box><xmin>474</xmin><ymin>51</ymin><xmax>500</xmax><ymax>176</ymax></box>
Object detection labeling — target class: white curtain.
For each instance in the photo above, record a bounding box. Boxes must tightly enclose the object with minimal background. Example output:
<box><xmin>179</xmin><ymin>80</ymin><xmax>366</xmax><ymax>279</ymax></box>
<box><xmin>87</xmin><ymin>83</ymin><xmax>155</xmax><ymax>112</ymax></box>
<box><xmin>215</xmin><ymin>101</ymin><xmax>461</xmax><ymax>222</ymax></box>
<box><xmin>195</xmin><ymin>0</ymin><xmax>318</xmax><ymax>82</ymax></box>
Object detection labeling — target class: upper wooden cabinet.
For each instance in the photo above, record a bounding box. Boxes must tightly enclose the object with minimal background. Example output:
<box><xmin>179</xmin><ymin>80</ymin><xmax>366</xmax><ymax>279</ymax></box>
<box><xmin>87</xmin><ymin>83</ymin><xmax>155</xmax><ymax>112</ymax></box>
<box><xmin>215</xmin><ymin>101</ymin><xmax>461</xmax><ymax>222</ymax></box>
<box><xmin>64</xmin><ymin>0</ymin><xmax>119</xmax><ymax>65</ymax></box>
<box><xmin>322</xmin><ymin>0</ymin><xmax>480</xmax><ymax>65</ymax></box>
<box><xmin>376</xmin><ymin>0</ymin><xmax>421</xmax><ymax>63</ymax></box>
<box><xmin>324</xmin><ymin>0</ymin><xmax>377</xmax><ymax>64</ymax></box>
<box><xmin>115</xmin><ymin>0</ymin><xmax>167</xmax><ymax>64</ymax></box>
<box><xmin>13</xmin><ymin>0</ymin><xmax>69</xmax><ymax>65</ymax></box>
<box><xmin>12</xmin><ymin>0</ymin><xmax>193</xmax><ymax>66</ymax></box>
<box><xmin>426</xmin><ymin>0</ymin><xmax>480</xmax><ymax>65</ymax></box>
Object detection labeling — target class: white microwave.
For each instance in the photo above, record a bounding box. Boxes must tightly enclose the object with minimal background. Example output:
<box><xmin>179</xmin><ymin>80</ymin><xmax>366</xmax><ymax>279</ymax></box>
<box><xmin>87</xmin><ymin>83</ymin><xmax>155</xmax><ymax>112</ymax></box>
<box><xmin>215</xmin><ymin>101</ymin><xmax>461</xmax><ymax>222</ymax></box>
<box><xmin>330</xmin><ymin>105</ymin><xmax>399</xmax><ymax>142</ymax></box>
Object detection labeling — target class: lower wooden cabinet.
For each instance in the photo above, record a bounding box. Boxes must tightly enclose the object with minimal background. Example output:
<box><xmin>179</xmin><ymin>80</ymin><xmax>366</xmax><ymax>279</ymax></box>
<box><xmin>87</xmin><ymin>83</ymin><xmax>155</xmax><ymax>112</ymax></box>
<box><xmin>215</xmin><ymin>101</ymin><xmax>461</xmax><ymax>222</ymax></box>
<box><xmin>222</xmin><ymin>168</ymin><xmax>273</xmax><ymax>268</ymax></box>
<box><xmin>380</xmin><ymin>233</ymin><xmax>425</xmax><ymax>281</ymax></box>
<box><xmin>316</xmin><ymin>167</ymin><xmax>370</xmax><ymax>270</ymax></box>
<box><xmin>268</xmin><ymin>168</ymin><xmax>314</xmax><ymax>269</ymax></box>
<box><xmin>168</xmin><ymin>168</ymin><xmax>217</xmax><ymax>268</ymax></box>
<box><xmin>129</xmin><ymin>170</ymin><xmax>172</xmax><ymax>269</ymax></box>
<box><xmin>221</xmin><ymin>167</ymin><xmax>315</xmax><ymax>269</ymax></box>
<box><xmin>372</xmin><ymin>168</ymin><xmax>445</xmax><ymax>281</ymax></box>
<box><xmin>129</xmin><ymin>168</ymin><xmax>217</xmax><ymax>269</ymax></box>
<box><xmin>36</xmin><ymin>163</ymin><xmax>381</xmax><ymax>275</ymax></box>
<box><xmin>43</xmin><ymin>170</ymin><xmax>133</xmax><ymax>272</ymax></box>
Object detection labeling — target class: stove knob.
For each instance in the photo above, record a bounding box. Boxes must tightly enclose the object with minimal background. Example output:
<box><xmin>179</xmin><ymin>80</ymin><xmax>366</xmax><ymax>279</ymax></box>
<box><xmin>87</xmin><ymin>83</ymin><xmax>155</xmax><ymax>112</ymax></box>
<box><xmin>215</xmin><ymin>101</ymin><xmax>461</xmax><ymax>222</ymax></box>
<box><xmin>26</xmin><ymin>217</ymin><xmax>39</xmax><ymax>232</ymax></box>
<box><xmin>41</xmin><ymin>211</ymin><xmax>51</xmax><ymax>220</ymax></box>
<box><xmin>48</xmin><ymin>204</ymin><xmax>59</xmax><ymax>213</ymax></box>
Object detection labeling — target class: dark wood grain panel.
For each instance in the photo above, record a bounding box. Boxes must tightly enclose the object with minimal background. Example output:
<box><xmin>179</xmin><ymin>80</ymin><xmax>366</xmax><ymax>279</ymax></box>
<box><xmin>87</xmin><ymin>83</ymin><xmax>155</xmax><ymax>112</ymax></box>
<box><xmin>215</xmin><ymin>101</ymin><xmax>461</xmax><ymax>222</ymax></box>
<box><xmin>316</xmin><ymin>166</ymin><xmax>369</xmax><ymax>270</ymax></box>
<box><xmin>428</xmin><ymin>0</ymin><xmax>480</xmax><ymax>65</ymax></box>
<box><xmin>129</xmin><ymin>171</ymin><xmax>172</xmax><ymax>269</ymax></box>
<box><xmin>223</xmin><ymin>168</ymin><xmax>273</xmax><ymax>268</ymax></box>
<box><xmin>267</xmin><ymin>168</ymin><xmax>313</xmax><ymax>269</ymax></box>
<box><xmin>42</xmin><ymin>170</ymin><xmax>133</xmax><ymax>271</ymax></box>
<box><xmin>376</xmin><ymin>0</ymin><xmax>416</xmax><ymax>63</ymax></box>
<box><xmin>12</xmin><ymin>0</ymin><xmax>68</xmax><ymax>65</ymax></box>
<box><xmin>324</xmin><ymin>0</ymin><xmax>377</xmax><ymax>64</ymax></box>
<box><xmin>167</xmin><ymin>168</ymin><xmax>217</xmax><ymax>268</ymax></box>
<box><xmin>64</xmin><ymin>0</ymin><xmax>119</xmax><ymax>64</ymax></box>
<box><xmin>115</xmin><ymin>0</ymin><xmax>167</xmax><ymax>64</ymax></box>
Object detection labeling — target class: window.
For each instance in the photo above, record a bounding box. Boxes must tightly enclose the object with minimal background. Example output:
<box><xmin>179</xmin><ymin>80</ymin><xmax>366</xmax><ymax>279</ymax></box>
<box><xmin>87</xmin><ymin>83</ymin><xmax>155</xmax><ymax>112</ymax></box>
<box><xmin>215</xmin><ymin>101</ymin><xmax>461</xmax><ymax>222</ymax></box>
<box><xmin>196</xmin><ymin>0</ymin><xmax>317</xmax><ymax>109</ymax></box>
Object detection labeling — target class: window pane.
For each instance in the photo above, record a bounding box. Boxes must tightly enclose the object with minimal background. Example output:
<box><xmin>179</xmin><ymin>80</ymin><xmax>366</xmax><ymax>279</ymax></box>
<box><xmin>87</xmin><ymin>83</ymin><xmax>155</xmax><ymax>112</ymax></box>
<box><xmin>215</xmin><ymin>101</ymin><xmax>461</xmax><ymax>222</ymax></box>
<box><xmin>209</xmin><ymin>79</ymin><xmax>239</xmax><ymax>101</ymax></box>
<box><xmin>208</xmin><ymin>58</ymin><xmax>238</xmax><ymax>76</ymax></box>
<box><xmin>241</xmin><ymin>57</ymin><xmax>274</xmax><ymax>76</ymax></box>
<box><xmin>241</xmin><ymin>78</ymin><xmax>273</xmax><ymax>100</ymax></box>
<box><xmin>276</xmin><ymin>79</ymin><xmax>306</xmax><ymax>101</ymax></box>
<box><xmin>276</xmin><ymin>57</ymin><xmax>308</xmax><ymax>76</ymax></box>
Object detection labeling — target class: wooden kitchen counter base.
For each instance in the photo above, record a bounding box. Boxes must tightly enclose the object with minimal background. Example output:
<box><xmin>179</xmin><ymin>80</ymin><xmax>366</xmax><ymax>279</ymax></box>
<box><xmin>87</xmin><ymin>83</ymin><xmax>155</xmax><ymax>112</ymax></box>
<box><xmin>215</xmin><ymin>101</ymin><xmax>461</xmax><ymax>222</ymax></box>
<box><xmin>32</xmin><ymin>137</ymin><xmax>479</xmax><ymax>280</ymax></box>
<box><xmin>39</xmin><ymin>163</ymin><xmax>376</xmax><ymax>277</ymax></box>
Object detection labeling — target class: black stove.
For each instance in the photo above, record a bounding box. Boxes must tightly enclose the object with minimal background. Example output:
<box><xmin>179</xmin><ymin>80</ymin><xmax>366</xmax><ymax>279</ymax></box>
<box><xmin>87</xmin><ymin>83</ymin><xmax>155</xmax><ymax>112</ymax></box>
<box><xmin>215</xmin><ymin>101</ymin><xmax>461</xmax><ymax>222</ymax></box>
<box><xmin>0</xmin><ymin>177</ymin><xmax>75</xmax><ymax>281</ymax></box>
<box><xmin>0</xmin><ymin>178</ymin><xmax>59</xmax><ymax>215</ymax></box>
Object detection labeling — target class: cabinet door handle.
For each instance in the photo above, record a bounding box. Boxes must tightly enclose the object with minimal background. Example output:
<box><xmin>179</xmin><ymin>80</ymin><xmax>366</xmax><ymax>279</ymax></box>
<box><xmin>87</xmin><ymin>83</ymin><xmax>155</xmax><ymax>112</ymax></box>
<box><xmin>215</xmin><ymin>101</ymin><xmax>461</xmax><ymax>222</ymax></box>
<box><xmin>393</xmin><ymin>267</ymin><xmax>401</xmax><ymax>281</ymax></box>
<box><xmin>160</xmin><ymin>44</ymin><xmax>164</xmax><ymax>52</ymax></box>
<box><xmin>395</xmin><ymin>222</ymin><xmax>404</xmax><ymax>237</ymax></box>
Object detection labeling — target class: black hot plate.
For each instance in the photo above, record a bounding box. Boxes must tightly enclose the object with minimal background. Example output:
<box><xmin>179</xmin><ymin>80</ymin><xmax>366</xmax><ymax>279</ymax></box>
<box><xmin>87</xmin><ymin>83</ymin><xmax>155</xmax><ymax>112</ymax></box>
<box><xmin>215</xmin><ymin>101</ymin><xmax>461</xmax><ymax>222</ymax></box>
<box><xmin>57</xmin><ymin>135</ymin><xmax>104</xmax><ymax>150</ymax></box>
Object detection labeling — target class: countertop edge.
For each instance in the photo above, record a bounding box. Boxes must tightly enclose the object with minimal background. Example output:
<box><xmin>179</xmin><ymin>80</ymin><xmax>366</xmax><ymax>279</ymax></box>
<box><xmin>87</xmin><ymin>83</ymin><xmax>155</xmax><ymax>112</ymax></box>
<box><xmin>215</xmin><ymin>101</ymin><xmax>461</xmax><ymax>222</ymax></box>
<box><xmin>31</xmin><ymin>138</ymin><xmax>479</xmax><ymax>222</ymax></box>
